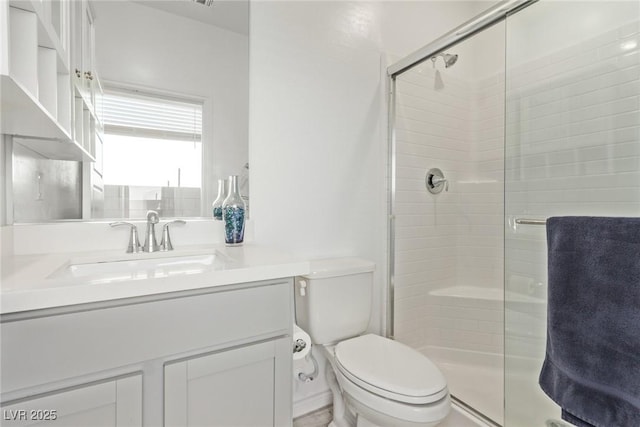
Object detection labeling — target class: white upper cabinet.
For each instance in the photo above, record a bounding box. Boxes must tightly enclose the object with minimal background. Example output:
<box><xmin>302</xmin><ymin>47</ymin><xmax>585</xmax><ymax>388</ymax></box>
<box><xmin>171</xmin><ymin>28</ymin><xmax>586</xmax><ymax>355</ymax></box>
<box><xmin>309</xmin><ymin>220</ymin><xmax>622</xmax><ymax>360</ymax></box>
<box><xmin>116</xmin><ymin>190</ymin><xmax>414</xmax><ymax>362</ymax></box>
<box><xmin>0</xmin><ymin>0</ymin><xmax>97</xmax><ymax>162</ymax></box>
<box><xmin>72</xmin><ymin>0</ymin><xmax>100</xmax><ymax>114</ymax></box>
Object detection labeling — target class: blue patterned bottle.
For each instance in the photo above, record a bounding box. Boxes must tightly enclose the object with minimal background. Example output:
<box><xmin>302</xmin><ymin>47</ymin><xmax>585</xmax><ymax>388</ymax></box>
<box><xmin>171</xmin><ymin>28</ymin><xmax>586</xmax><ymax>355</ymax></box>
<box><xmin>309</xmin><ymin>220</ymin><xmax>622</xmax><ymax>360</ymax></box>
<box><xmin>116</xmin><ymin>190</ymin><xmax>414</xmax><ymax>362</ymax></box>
<box><xmin>211</xmin><ymin>179</ymin><xmax>226</xmax><ymax>220</ymax></box>
<box><xmin>222</xmin><ymin>175</ymin><xmax>246</xmax><ymax>245</ymax></box>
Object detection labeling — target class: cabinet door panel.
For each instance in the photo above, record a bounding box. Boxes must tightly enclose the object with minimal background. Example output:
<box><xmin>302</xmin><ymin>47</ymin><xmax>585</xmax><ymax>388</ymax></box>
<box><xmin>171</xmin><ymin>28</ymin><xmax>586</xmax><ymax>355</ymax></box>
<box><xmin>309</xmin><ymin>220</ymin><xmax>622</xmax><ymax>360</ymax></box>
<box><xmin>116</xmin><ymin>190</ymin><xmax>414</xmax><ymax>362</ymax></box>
<box><xmin>165</xmin><ymin>341</ymin><xmax>281</xmax><ymax>427</ymax></box>
<box><xmin>190</xmin><ymin>358</ymin><xmax>273</xmax><ymax>426</ymax></box>
<box><xmin>1</xmin><ymin>375</ymin><xmax>141</xmax><ymax>427</ymax></box>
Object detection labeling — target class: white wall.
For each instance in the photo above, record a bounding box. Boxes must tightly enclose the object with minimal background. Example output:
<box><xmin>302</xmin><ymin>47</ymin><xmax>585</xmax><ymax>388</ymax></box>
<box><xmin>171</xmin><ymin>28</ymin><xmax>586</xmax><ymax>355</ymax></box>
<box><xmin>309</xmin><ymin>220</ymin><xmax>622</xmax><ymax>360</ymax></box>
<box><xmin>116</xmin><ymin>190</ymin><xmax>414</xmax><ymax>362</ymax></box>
<box><xmin>92</xmin><ymin>0</ymin><xmax>249</xmax><ymax>215</ymax></box>
<box><xmin>250</xmin><ymin>2</ymin><xmax>385</xmax><ymax>411</ymax></box>
<box><xmin>249</xmin><ymin>0</ymin><xmax>492</xmax><ymax>416</ymax></box>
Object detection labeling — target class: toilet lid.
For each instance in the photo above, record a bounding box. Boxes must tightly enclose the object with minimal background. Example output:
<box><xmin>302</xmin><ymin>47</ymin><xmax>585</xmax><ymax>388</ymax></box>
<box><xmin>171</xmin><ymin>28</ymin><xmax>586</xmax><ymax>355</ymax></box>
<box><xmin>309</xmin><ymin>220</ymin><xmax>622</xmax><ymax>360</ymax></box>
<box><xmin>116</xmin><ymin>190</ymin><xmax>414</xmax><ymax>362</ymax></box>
<box><xmin>335</xmin><ymin>334</ymin><xmax>448</xmax><ymax>404</ymax></box>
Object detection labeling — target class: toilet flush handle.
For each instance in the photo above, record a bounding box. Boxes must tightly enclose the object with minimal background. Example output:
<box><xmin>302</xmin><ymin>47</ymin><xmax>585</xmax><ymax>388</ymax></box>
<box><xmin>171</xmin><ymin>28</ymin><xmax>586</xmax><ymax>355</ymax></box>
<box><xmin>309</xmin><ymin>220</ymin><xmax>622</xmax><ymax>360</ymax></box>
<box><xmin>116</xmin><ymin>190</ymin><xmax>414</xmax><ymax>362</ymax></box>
<box><xmin>299</xmin><ymin>280</ymin><xmax>307</xmax><ymax>297</ymax></box>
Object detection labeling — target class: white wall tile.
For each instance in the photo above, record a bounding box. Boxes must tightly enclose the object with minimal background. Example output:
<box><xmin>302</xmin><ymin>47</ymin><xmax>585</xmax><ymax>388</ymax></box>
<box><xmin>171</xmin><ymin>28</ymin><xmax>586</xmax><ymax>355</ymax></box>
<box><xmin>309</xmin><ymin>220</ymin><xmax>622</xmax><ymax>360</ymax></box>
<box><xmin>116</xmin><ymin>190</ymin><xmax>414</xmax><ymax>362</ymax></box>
<box><xmin>393</xmin><ymin>22</ymin><xmax>505</xmax><ymax>355</ymax></box>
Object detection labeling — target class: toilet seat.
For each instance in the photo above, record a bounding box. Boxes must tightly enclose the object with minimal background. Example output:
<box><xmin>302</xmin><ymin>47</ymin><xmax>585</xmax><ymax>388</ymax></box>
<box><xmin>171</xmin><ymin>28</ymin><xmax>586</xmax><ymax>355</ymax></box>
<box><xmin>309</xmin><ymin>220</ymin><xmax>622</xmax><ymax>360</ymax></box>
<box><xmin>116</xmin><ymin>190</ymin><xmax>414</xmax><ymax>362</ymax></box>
<box><xmin>334</xmin><ymin>334</ymin><xmax>448</xmax><ymax>405</ymax></box>
<box><xmin>338</xmin><ymin>373</ymin><xmax>451</xmax><ymax>426</ymax></box>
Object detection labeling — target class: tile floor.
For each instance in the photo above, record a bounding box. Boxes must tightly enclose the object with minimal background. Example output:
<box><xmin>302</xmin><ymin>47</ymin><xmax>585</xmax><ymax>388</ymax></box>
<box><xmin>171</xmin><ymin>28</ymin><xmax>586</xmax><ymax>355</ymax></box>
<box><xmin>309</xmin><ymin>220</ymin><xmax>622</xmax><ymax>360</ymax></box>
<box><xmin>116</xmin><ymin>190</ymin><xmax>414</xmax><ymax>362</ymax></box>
<box><xmin>292</xmin><ymin>403</ymin><xmax>490</xmax><ymax>427</ymax></box>
<box><xmin>293</xmin><ymin>405</ymin><xmax>333</xmax><ymax>427</ymax></box>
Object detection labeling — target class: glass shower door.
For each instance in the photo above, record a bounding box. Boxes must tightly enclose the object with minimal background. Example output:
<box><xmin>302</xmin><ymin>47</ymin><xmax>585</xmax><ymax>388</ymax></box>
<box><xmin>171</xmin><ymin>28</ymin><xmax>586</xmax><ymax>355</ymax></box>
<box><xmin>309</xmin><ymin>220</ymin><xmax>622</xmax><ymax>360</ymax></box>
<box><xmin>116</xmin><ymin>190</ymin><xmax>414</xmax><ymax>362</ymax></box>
<box><xmin>391</xmin><ymin>22</ymin><xmax>506</xmax><ymax>424</ymax></box>
<box><xmin>504</xmin><ymin>1</ymin><xmax>640</xmax><ymax>426</ymax></box>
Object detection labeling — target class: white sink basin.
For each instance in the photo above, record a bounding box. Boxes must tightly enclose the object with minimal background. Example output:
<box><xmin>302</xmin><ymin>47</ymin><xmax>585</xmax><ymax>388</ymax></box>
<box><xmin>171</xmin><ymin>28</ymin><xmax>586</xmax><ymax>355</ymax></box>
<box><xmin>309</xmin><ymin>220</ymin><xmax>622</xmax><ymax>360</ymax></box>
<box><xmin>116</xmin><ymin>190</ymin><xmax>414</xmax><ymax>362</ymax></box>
<box><xmin>49</xmin><ymin>251</ymin><xmax>229</xmax><ymax>284</ymax></box>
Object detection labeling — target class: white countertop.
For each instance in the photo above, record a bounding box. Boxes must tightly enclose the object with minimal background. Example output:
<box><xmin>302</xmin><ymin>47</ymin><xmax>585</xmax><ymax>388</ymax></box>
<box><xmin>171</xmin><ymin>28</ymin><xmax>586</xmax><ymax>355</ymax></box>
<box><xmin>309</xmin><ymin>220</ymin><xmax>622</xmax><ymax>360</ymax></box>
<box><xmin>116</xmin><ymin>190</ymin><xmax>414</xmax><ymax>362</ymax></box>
<box><xmin>0</xmin><ymin>244</ymin><xmax>309</xmax><ymax>314</ymax></box>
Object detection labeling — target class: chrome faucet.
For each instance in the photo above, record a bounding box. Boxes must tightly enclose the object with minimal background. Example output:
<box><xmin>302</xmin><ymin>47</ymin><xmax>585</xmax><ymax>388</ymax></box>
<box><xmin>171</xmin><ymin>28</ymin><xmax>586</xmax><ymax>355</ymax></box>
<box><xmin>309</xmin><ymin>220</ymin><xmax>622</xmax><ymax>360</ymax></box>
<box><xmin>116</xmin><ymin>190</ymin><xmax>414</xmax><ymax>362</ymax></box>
<box><xmin>160</xmin><ymin>220</ymin><xmax>186</xmax><ymax>251</ymax></box>
<box><xmin>112</xmin><ymin>211</ymin><xmax>185</xmax><ymax>253</ymax></box>
<box><xmin>109</xmin><ymin>221</ymin><xmax>142</xmax><ymax>253</ymax></box>
<box><xmin>143</xmin><ymin>210</ymin><xmax>160</xmax><ymax>253</ymax></box>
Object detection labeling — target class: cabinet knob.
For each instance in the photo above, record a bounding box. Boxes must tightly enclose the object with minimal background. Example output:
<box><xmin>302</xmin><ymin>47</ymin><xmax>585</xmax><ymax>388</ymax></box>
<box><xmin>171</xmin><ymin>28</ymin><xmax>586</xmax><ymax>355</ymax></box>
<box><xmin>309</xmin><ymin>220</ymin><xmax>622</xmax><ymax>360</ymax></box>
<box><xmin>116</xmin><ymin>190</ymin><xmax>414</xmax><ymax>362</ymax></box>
<box><xmin>84</xmin><ymin>71</ymin><xmax>94</xmax><ymax>81</ymax></box>
<box><xmin>75</xmin><ymin>69</ymin><xmax>82</xmax><ymax>78</ymax></box>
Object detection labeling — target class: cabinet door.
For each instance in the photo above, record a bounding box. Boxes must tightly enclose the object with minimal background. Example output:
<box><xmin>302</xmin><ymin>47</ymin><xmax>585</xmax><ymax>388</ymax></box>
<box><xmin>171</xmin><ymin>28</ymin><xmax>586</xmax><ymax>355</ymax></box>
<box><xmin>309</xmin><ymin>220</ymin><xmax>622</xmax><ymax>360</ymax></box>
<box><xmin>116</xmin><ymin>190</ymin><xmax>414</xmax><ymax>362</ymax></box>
<box><xmin>70</xmin><ymin>0</ymin><xmax>94</xmax><ymax>102</ymax></box>
<box><xmin>165</xmin><ymin>338</ymin><xmax>291</xmax><ymax>427</ymax></box>
<box><xmin>1</xmin><ymin>375</ymin><xmax>142</xmax><ymax>427</ymax></box>
<box><xmin>82</xmin><ymin>3</ymin><xmax>95</xmax><ymax>105</ymax></box>
<box><xmin>70</xmin><ymin>0</ymin><xmax>83</xmax><ymax>88</ymax></box>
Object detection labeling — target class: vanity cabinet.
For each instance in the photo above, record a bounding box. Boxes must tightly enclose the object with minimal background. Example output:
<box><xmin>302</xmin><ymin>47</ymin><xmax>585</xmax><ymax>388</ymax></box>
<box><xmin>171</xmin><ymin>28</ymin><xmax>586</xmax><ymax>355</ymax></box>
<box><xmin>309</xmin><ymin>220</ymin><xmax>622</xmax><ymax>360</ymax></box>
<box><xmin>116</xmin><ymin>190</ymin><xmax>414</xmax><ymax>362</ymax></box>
<box><xmin>0</xmin><ymin>279</ymin><xmax>294</xmax><ymax>427</ymax></box>
<box><xmin>1</xmin><ymin>375</ymin><xmax>142</xmax><ymax>427</ymax></box>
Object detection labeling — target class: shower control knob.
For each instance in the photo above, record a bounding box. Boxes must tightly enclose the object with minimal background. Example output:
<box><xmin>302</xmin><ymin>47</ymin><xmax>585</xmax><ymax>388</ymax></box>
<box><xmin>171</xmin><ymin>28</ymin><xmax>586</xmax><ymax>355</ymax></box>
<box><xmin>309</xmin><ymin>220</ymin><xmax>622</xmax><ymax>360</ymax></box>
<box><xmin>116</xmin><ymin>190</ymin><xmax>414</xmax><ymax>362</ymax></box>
<box><xmin>426</xmin><ymin>168</ymin><xmax>449</xmax><ymax>194</ymax></box>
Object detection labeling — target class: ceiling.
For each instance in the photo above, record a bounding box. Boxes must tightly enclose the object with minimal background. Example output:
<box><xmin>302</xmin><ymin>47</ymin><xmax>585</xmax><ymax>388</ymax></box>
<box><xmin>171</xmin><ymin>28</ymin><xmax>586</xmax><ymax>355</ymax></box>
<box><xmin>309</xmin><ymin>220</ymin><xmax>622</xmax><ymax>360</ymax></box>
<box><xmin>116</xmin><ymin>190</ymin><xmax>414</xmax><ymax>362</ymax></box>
<box><xmin>132</xmin><ymin>0</ymin><xmax>249</xmax><ymax>35</ymax></box>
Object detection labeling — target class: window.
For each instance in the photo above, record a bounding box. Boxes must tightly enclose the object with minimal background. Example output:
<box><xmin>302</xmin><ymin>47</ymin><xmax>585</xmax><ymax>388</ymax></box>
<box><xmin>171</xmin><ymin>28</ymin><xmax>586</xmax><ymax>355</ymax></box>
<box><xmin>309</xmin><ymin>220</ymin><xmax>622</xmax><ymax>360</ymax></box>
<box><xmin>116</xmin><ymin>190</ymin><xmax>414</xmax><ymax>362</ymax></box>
<box><xmin>102</xmin><ymin>87</ymin><xmax>203</xmax><ymax>218</ymax></box>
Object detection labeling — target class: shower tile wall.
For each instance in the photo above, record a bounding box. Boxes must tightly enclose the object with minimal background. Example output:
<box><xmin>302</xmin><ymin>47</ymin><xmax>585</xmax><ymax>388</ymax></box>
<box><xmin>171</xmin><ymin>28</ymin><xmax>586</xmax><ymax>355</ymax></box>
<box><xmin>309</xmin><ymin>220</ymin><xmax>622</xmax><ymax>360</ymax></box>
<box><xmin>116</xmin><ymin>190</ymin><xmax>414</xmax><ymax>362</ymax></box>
<box><xmin>457</xmin><ymin>74</ymin><xmax>505</xmax><ymax>292</ymax></box>
<box><xmin>504</xmin><ymin>10</ymin><xmax>640</xmax><ymax>427</ymax></box>
<box><xmin>505</xmin><ymin>18</ymin><xmax>640</xmax><ymax>356</ymax></box>
<box><xmin>393</xmin><ymin>63</ymin><xmax>505</xmax><ymax>355</ymax></box>
<box><xmin>394</xmin><ymin>65</ymin><xmax>468</xmax><ymax>349</ymax></box>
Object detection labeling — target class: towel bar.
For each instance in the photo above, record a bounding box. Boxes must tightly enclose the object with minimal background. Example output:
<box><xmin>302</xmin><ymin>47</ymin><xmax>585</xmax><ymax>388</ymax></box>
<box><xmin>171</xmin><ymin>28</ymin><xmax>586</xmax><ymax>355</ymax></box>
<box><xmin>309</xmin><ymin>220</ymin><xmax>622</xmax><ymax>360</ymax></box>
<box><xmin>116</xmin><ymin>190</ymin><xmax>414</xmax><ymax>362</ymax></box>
<box><xmin>515</xmin><ymin>218</ymin><xmax>547</xmax><ymax>226</ymax></box>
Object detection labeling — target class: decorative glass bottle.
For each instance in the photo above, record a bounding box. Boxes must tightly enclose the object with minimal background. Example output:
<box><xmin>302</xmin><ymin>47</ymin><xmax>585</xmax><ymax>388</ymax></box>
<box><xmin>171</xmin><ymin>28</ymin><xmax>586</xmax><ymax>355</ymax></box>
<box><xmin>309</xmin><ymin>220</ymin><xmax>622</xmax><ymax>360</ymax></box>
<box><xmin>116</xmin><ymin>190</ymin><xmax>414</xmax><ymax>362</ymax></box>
<box><xmin>211</xmin><ymin>179</ymin><xmax>226</xmax><ymax>220</ymax></box>
<box><xmin>222</xmin><ymin>175</ymin><xmax>246</xmax><ymax>245</ymax></box>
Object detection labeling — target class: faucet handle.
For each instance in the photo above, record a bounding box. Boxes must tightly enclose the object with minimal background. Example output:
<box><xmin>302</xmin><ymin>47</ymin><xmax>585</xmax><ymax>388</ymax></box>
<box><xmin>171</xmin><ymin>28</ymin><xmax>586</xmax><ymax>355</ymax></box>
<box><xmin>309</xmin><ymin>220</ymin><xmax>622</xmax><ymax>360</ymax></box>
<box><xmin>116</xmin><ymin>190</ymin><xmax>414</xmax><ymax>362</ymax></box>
<box><xmin>431</xmin><ymin>176</ymin><xmax>449</xmax><ymax>191</ymax></box>
<box><xmin>146</xmin><ymin>210</ymin><xmax>160</xmax><ymax>224</ymax></box>
<box><xmin>110</xmin><ymin>222</ymin><xmax>142</xmax><ymax>253</ymax></box>
<box><xmin>160</xmin><ymin>220</ymin><xmax>186</xmax><ymax>251</ymax></box>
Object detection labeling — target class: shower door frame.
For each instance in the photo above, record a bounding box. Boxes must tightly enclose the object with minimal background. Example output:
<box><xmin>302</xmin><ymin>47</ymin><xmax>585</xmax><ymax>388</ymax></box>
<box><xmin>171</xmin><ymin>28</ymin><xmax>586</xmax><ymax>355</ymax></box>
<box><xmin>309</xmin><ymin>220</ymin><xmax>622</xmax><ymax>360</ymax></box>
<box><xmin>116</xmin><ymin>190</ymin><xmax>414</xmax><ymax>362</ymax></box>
<box><xmin>386</xmin><ymin>0</ymin><xmax>537</xmax><ymax>338</ymax></box>
<box><xmin>385</xmin><ymin>0</ymin><xmax>538</xmax><ymax>427</ymax></box>
<box><xmin>385</xmin><ymin>0</ymin><xmax>539</xmax><ymax>423</ymax></box>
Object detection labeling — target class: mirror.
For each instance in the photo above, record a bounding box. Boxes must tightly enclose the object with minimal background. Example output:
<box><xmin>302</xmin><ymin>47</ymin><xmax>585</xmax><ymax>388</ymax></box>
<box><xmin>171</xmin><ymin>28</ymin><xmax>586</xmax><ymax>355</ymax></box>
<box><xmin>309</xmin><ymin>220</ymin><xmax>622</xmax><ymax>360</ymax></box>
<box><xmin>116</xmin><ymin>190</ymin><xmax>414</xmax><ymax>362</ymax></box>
<box><xmin>11</xmin><ymin>0</ymin><xmax>249</xmax><ymax>223</ymax></box>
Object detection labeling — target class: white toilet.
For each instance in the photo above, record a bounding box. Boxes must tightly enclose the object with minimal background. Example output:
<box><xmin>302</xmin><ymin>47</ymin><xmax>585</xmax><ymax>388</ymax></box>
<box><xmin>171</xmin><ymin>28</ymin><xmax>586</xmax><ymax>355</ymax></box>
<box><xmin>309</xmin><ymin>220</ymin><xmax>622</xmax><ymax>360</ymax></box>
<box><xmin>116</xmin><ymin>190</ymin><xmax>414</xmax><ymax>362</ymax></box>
<box><xmin>295</xmin><ymin>258</ymin><xmax>450</xmax><ymax>427</ymax></box>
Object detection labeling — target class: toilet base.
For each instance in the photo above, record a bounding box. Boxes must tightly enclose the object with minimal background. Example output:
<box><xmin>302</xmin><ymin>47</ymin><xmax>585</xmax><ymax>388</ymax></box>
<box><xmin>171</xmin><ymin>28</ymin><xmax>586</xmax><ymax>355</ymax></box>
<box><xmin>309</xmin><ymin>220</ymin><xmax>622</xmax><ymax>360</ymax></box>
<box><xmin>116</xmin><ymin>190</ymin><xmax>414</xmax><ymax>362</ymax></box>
<box><xmin>354</xmin><ymin>413</ymin><xmax>382</xmax><ymax>427</ymax></box>
<box><xmin>324</xmin><ymin>359</ymin><xmax>448</xmax><ymax>427</ymax></box>
<box><xmin>346</xmin><ymin>393</ymin><xmax>447</xmax><ymax>427</ymax></box>
<box><xmin>320</xmin><ymin>342</ymin><xmax>449</xmax><ymax>427</ymax></box>
<box><xmin>325</xmin><ymin>357</ymin><xmax>356</xmax><ymax>427</ymax></box>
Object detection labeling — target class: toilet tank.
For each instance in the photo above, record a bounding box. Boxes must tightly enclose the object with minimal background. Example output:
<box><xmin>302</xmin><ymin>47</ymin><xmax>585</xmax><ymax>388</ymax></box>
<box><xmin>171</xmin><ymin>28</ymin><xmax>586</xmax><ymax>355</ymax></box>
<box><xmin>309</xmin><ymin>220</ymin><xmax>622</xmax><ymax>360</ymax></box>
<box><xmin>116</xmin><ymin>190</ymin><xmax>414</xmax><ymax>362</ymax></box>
<box><xmin>295</xmin><ymin>258</ymin><xmax>375</xmax><ymax>345</ymax></box>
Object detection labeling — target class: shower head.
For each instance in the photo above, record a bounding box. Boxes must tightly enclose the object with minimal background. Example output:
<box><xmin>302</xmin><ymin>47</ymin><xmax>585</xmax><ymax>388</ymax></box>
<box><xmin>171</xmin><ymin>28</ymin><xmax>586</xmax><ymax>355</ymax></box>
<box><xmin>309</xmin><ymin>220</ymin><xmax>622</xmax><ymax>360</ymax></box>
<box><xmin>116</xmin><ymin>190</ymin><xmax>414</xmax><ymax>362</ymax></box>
<box><xmin>442</xmin><ymin>53</ymin><xmax>458</xmax><ymax>68</ymax></box>
<box><xmin>431</xmin><ymin>52</ymin><xmax>458</xmax><ymax>68</ymax></box>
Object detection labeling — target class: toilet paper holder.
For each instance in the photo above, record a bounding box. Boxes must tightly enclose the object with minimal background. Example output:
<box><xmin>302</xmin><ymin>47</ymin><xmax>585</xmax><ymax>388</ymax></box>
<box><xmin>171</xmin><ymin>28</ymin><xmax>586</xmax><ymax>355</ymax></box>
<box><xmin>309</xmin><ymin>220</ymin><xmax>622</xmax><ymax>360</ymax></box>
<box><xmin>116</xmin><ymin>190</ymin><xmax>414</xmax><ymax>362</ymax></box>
<box><xmin>297</xmin><ymin>352</ymin><xmax>318</xmax><ymax>383</ymax></box>
<box><xmin>293</xmin><ymin>338</ymin><xmax>307</xmax><ymax>354</ymax></box>
<box><xmin>293</xmin><ymin>324</ymin><xmax>317</xmax><ymax>382</ymax></box>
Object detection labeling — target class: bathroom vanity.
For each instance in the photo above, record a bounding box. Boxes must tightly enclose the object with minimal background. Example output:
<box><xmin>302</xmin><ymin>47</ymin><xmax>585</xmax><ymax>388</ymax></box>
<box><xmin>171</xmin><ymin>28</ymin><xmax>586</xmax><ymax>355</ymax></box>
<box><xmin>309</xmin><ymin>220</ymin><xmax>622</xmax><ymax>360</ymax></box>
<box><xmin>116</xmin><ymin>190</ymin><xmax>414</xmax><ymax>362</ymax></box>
<box><xmin>0</xmin><ymin>244</ymin><xmax>307</xmax><ymax>427</ymax></box>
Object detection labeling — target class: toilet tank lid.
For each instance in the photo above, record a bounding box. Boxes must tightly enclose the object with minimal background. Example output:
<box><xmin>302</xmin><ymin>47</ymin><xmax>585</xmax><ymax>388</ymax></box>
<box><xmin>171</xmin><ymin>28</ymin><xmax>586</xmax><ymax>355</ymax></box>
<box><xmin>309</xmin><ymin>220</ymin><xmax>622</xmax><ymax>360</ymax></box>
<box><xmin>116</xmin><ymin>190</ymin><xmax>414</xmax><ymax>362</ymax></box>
<box><xmin>300</xmin><ymin>257</ymin><xmax>375</xmax><ymax>279</ymax></box>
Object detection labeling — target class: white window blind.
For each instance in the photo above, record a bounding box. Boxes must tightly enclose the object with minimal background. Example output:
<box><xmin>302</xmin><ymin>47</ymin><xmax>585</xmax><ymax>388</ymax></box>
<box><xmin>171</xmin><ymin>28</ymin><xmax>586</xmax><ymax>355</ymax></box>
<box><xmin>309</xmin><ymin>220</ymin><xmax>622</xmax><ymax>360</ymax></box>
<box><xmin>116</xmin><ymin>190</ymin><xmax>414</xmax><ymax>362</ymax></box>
<box><xmin>102</xmin><ymin>88</ymin><xmax>202</xmax><ymax>142</ymax></box>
